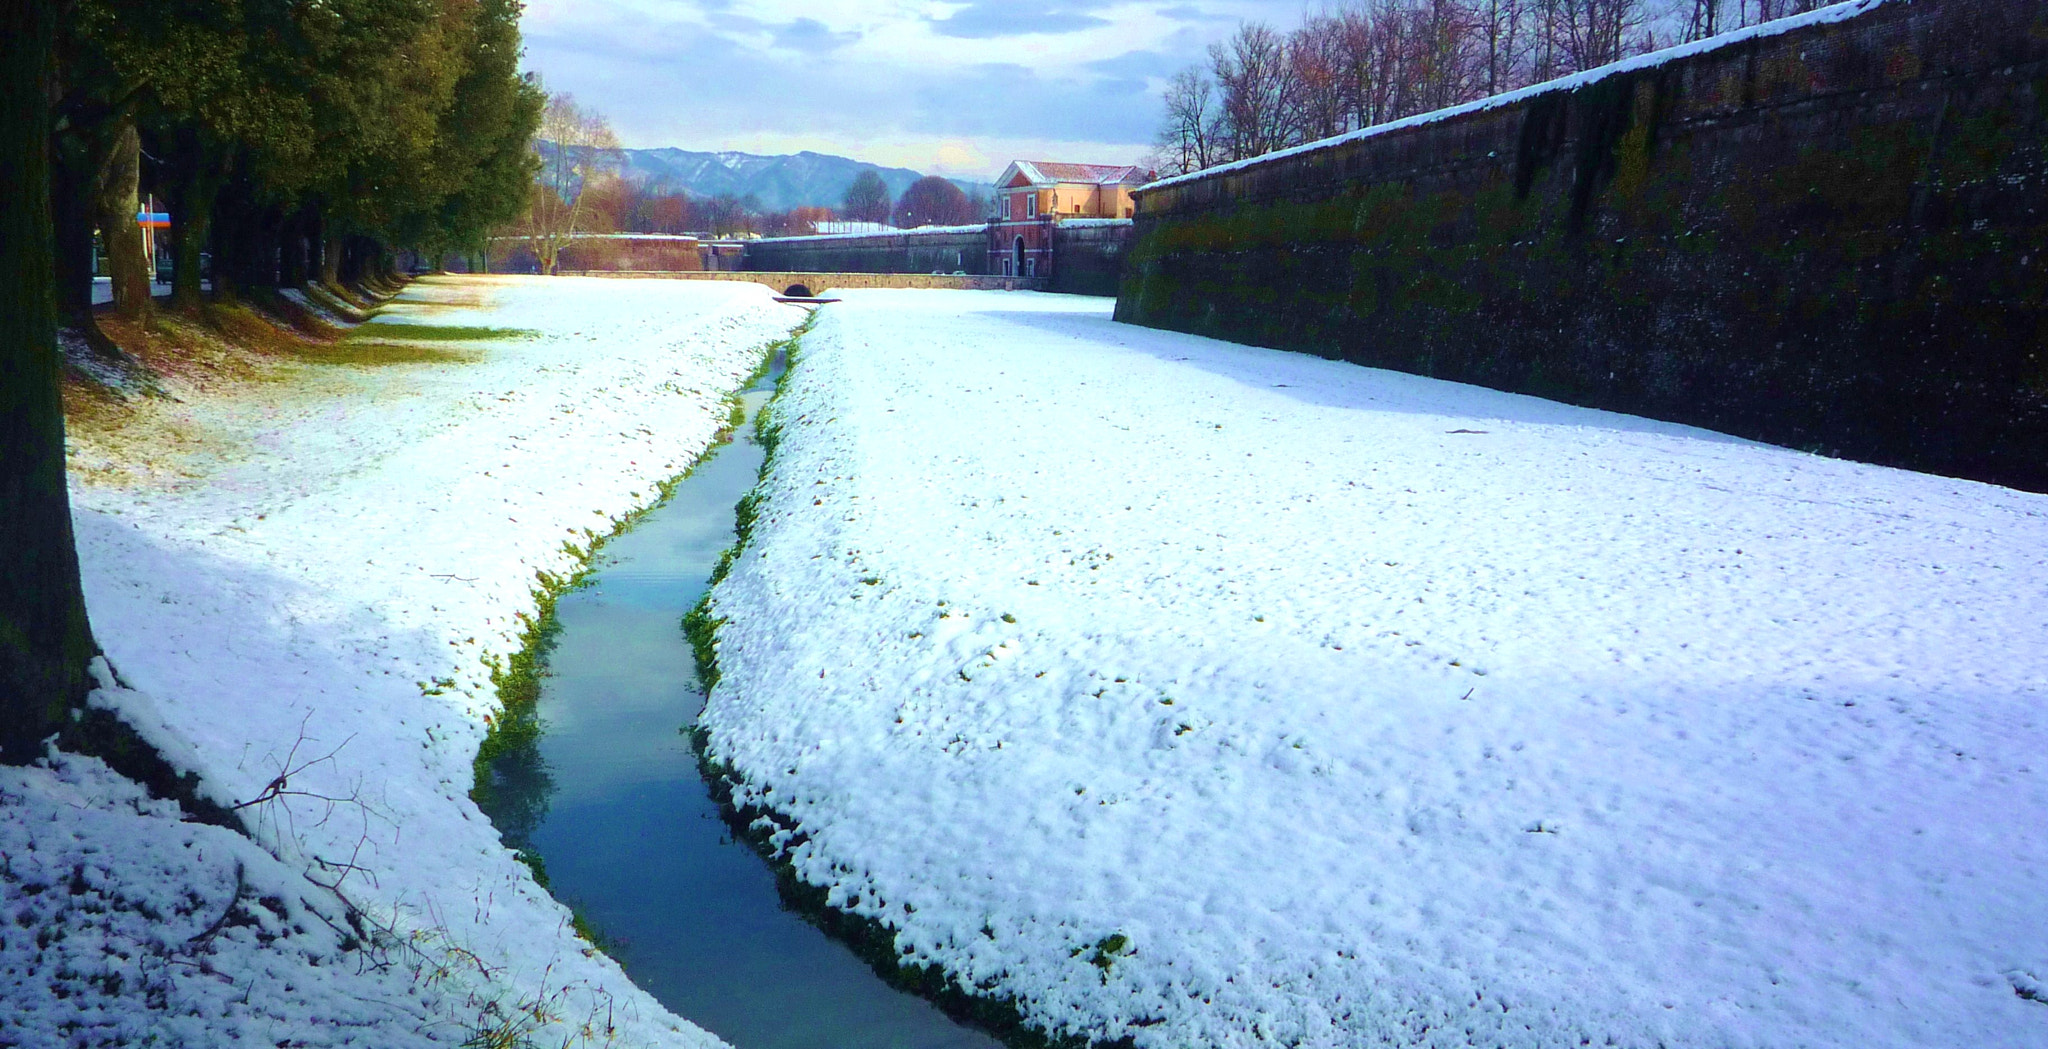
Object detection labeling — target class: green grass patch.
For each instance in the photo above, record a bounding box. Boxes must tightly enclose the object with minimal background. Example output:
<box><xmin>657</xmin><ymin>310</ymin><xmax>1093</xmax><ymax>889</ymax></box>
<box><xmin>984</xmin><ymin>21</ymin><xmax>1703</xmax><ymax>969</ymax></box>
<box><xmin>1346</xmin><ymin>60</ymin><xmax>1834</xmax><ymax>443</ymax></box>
<box><xmin>293</xmin><ymin>342</ymin><xmax>472</xmax><ymax>366</ymax></box>
<box><xmin>348</xmin><ymin>323</ymin><xmax>540</xmax><ymax>342</ymax></box>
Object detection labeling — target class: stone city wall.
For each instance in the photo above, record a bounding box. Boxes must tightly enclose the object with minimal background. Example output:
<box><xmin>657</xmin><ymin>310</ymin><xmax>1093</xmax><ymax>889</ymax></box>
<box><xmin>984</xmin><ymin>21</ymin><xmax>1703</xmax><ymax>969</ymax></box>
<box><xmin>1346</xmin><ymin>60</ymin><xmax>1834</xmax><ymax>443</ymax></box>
<box><xmin>1118</xmin><ymin>0</ymin><xmax>2048</xmax><ymax>490</ymax></box>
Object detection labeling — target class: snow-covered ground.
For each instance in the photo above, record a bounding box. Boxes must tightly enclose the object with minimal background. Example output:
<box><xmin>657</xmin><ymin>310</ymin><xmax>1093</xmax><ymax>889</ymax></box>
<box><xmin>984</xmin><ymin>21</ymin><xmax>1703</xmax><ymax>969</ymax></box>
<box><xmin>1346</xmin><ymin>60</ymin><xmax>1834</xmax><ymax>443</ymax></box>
<box><xmin>701</xmin><ymin>290</ymin><xmax>2048</xmax><ymax>1048</ymax></box>
<box><xmin>6</xmin><ymin>275</ymin><xmax>802</xmax><ymax>1046</ymax></box>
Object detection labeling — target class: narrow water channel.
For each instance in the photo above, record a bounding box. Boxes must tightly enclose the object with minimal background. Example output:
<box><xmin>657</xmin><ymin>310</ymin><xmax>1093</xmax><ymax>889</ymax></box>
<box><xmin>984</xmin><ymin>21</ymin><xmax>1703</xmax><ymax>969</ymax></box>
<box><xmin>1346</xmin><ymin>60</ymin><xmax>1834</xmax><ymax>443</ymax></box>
<box><xmin>483</xmin><ymin>354</ymin><xmax>1002</xmax><ymax>1049</ymax></box>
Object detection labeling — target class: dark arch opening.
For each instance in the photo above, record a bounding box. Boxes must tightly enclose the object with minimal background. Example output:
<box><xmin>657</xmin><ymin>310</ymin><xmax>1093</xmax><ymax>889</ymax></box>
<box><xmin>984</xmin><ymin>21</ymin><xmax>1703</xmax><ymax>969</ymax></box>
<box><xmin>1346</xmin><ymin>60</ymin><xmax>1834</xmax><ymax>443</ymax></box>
<box><xmin>1012</xmin><ymin>237</ymin><xmax>1024</xmax><ymax>276</ymax></box>
<box><xmin>784</xmin><ymin>284</ymin><xmax>813</xmax><ymax>297</ymax></box>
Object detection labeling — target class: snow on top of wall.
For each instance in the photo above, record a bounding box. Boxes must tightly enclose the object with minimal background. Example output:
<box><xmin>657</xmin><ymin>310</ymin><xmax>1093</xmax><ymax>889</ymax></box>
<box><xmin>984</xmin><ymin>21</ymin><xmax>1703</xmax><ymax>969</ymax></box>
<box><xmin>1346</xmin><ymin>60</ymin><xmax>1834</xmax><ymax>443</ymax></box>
<box><xmin>1056</xmin><ymin>218</ymin><xmax>1134</xmax><ymax>229</ymax></box>
<box><xmin>1139</xmin><ymin>0</ymin><xmax>1893</xmax><ymax>195</ymax></box>
<box><xmin>758</xmin><ymin>224</ymin><xmax>990</xmax><ymax>245</ymax></box>
<box><xmin>568</xmin><ymin>233</ymin><xmax>703</xmax><ymax>241</ymax></box>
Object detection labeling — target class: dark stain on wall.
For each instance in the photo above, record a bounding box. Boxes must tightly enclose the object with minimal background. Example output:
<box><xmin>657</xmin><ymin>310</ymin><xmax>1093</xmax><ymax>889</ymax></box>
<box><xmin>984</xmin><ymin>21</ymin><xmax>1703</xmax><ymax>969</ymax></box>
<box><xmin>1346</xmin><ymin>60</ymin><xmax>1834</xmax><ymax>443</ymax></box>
<box><xmin>1118</xmin><ymin>0</ymin><xmax>2048</xmax><ymax>491</ymax></box>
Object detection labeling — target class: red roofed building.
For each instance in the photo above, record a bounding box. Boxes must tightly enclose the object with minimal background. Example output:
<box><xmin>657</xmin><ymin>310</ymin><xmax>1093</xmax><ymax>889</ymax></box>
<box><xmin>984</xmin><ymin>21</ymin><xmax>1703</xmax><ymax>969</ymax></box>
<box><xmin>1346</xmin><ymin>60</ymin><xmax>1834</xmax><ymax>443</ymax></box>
<box><xmin>989</xmin><ymin>160</ymin><xmax>1149</xmax><ymax>277</ymax></box>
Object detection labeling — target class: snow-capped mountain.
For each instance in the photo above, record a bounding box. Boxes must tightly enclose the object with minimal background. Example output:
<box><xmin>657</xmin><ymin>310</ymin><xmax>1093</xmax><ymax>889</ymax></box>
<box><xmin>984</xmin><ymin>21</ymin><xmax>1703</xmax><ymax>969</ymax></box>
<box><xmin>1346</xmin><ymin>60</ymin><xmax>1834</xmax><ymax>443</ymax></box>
<box><xmin>617</xmin><ymin>148</ymin><xmax>986</xmax><ymax>211</ymax></box>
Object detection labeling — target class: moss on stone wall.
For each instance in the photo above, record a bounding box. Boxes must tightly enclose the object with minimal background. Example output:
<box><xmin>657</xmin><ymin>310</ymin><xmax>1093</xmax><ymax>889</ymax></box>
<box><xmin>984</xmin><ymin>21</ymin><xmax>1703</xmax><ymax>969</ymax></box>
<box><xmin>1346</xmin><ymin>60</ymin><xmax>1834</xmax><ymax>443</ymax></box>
<box><xmin>1119</xmin><ymin>0</ymin><xmax>2048</xmax><ymax>490</ymax></box>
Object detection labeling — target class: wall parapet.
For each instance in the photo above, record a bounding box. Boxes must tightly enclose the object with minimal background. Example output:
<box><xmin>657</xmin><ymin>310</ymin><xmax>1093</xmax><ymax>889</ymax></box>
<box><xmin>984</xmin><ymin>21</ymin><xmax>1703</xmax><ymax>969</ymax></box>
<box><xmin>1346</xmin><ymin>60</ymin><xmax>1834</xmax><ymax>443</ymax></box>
<box><xmin>1118</xmin><ymin>0</ymin><xmax>2048</xmax><ymax>491</ymax></box>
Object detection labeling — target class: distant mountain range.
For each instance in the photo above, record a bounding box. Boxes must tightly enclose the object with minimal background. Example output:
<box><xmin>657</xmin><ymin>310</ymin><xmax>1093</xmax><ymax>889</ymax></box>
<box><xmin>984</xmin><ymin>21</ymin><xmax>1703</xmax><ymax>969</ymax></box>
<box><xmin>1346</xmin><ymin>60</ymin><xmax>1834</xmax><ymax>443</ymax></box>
<box><xmin>616</xmin><ymin>148</ymin><xmax>987</xmax><ymax>213</ymax></box>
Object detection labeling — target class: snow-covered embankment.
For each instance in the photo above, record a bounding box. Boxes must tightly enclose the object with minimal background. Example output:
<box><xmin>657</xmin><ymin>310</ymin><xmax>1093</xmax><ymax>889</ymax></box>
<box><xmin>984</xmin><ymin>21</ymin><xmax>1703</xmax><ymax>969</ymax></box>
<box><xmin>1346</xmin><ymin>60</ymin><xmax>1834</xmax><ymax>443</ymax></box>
<box><xmin>4</xmin><ymin>276</ymin><xmax>802</xmax><ymax>1046</ymax></box>
<box><xmin>699</xmin><ymin>289</ymin><xmax>2048</xmax><ymax>1049</ymax></box>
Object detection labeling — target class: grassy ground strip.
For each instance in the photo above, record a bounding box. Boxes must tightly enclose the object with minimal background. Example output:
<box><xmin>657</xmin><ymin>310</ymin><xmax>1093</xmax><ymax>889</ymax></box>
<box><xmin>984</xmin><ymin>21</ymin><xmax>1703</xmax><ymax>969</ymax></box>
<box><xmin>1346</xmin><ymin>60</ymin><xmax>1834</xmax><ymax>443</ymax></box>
<box><xmin>683</xmin><ymin>326</ymin><xmax>1135</xmax><ymax>1049</ymax></box>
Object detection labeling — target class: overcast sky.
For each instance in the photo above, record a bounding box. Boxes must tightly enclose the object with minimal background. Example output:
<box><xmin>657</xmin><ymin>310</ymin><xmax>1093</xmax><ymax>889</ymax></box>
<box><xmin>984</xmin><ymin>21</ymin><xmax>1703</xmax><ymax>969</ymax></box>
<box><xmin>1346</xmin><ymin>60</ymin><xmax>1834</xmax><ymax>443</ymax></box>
<box><xmin>520</xmin><ymin>0</ymin><xmax>1298</xmax><ymax>180</ymax></box>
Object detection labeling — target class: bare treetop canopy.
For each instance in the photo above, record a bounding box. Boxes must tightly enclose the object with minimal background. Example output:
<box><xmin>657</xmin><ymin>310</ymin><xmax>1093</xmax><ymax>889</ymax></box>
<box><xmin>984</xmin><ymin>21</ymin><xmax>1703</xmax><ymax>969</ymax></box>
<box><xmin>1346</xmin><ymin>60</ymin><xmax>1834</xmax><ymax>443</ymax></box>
<box><xmin>519</xmin><ymin>92</ymin><xmax>622</xmax><ymax>275</ymax></box>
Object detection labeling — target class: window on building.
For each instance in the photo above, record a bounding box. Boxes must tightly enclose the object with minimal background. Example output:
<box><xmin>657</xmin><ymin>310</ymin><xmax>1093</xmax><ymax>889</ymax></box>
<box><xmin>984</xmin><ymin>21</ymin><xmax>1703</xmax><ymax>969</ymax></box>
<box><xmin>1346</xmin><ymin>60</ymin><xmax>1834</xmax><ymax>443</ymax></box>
<box><xmin>1025</xmin><ymin>257</ymin><xmax>1036</xmax><ymax>276</ymax></box>
<box><xmin>1026</xmin><ymin>195</ymin><xmax>1036</xmax><ymax>218</ymax></box>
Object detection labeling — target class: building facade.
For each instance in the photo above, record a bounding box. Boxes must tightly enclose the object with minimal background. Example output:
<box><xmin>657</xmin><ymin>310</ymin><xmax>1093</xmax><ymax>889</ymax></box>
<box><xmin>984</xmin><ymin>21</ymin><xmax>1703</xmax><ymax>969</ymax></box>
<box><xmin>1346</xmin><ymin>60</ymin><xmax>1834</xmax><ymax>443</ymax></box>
<box><xmin>988</xmin><ymin>161</ymin><xmax>1148</xmax><ymax>277</ymax></box>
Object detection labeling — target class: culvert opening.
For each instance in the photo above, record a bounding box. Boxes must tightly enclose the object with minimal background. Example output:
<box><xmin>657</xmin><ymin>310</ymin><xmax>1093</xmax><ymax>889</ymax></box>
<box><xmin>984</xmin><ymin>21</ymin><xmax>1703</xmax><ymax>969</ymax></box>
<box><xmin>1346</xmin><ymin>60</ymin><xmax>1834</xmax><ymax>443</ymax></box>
<box><xmin>784</xmin><ymin>284</ymin><xmax>813</xmax><ymax>298</ymax></box>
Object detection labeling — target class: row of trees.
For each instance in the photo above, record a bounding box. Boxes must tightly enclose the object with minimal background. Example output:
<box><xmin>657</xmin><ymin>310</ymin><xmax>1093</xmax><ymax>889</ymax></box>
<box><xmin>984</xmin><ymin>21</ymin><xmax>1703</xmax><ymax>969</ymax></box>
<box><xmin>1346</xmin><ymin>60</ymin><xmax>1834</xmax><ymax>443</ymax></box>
<box><xmin>511</xmin><ymin>156</ymin><xmax>990</xmax><ymax>270</ymax></box>
<box><xmin>582</xmin><ymin>181</ymin><xmax>845</xmax><ymax>239</ymax></box>
<box><xmin>1154</xmin><ymin>0</ymin><xmax>1839</xmax><ymax>173</ymax></box>
<box><xmin>3</xmin><ymin>0</ymin><xmax>543</xmax><ymax>755</ymax></box>
<box><xmin>844</xmin><ymin>170</ymin><xmax>985</xmax><ymax>229</ymax></box>
<box><xmin>56</xmin><ymin>0</ymin><xmax>543</xmax><ymax>326</ymax></box>
<box><xmin>597</xmin><ymin>171</ymin><xmax>985</xmax><ymax>238</ymax></box>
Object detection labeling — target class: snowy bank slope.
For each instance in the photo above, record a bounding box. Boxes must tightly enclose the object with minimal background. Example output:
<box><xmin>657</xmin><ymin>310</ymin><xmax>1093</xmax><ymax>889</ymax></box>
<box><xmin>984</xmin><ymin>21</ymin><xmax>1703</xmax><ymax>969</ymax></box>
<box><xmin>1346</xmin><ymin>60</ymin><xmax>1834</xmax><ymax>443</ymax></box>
<box><xmin>700</xmin><ymin>290</ymin><xmax>2048</xmax><ymax>1049</ymax></box>
<box><xmin>16</xmin><ymin>276</ymin><xmax>802</xmax><ymax>1046</ymax></box>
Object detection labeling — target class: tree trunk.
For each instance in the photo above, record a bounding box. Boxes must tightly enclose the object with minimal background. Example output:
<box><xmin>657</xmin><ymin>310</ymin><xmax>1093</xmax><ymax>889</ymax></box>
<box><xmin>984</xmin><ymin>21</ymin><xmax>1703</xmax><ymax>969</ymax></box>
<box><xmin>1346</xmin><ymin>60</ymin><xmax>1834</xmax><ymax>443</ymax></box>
<box><xmin>1</xmin><ymin>0</ymin><xmax>98</xmax><ymax>761</ymax></box>
<box><xmin>93</xmin><ymin>113</ymin><xmax>150</xmax><ymax>321</ymax></box>
<box><xmin>208</xmin><ymin>185</ymin><xmax>240</xmax><ymax>303</ymax></box>
<box><xmin>280</xmin><ymin>206</ymin><xmax>312</xmax><ymax>288</ymax></box>
<box><xmin>49</xmin><ymin>141</ymin><xmax>96</xmax><ymax>320</ymax></box>
<box><xmin>209</xmin><ymin>179</ymin><xmax>268</xmax><ymax>304</ymax></box>
<box><xmin>169</xmin><ymin>128</ymin><xmax>222</xmax><ymax>310</ymax></box>
<box><xmin>320</xmin><ymin>217</ymin><xmax>344</xmax><ymax>287</ymax></box>
<box><xmin>245</xmin><ymin>204</ymin><xmax>281</xmax><ymax>290</ymax></box>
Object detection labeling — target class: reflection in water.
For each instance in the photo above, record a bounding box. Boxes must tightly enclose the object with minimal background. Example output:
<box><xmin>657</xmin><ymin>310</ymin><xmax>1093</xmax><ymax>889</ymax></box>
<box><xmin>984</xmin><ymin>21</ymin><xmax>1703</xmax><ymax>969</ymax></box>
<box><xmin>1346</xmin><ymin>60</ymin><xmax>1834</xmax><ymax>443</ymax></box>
<box><xmin>475</xmin><ymin>729</ymin><xmax>552</xmax><ymax>856</ymax></box>
<box><xmin>479</xmin><ymin>356</ymin><xmax>1003</xmax><ymax>1049</ymax></box>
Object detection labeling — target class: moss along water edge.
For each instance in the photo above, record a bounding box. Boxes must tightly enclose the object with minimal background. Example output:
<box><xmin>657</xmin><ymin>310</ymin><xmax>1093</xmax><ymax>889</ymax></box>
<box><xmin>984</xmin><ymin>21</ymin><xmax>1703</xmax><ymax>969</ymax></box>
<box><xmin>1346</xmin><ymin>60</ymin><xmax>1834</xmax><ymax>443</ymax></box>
<box><xmin>470</xmin><ymin>322</ymin><xmax>800</xmax><ymax>956</ymax></box>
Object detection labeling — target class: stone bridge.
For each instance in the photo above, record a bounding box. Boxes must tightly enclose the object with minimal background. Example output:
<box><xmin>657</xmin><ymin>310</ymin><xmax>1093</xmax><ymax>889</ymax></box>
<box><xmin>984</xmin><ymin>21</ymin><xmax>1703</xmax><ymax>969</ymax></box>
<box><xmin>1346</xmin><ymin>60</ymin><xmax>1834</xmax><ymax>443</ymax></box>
<box><xmin>568</xmin><ymin>270</ymin><xmax>1050</xmax><ymax>297</ymax></box>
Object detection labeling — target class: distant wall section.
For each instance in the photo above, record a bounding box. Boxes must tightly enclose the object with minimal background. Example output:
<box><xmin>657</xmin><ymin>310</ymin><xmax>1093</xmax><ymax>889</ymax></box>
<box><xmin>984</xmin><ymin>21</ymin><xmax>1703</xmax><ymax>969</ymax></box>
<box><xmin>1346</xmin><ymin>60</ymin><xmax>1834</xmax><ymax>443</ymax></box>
<box><xmin>1049</xmin><ymin>220</ymin><xmax>1132</xmax><ymax>296</ymax></box>
<box><xmin>1117</xmin><ymin>0</ymin><xmax>2048</xmax><ymax>491</ymax></box>
<box><xmin>744</xmin><ymin>228</ymin><xmax>990</xmax><ymax>275</ymax></box>
<box><xmin>488</xmin><ymin>235</ymin><xmax>703</xmax><ymax>274</ymax></box>
<box><xmin>574</xmin><ymin>270</ymin><xmax>1049</xmax><ymax>295</ymax></box>
<box><xmin>740</xmin><ymin>221</ymin><xmax>1134</xmax><ymax>296</ymax></box>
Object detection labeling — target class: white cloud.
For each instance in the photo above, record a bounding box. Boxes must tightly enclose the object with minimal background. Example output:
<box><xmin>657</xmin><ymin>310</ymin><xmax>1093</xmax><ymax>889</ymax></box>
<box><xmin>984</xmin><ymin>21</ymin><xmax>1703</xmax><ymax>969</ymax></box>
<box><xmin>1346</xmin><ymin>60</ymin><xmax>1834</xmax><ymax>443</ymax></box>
<box><xmin>521</xmin><ymin>0</ymin><xmax>1299</xmax><ymax>171</ymax></box>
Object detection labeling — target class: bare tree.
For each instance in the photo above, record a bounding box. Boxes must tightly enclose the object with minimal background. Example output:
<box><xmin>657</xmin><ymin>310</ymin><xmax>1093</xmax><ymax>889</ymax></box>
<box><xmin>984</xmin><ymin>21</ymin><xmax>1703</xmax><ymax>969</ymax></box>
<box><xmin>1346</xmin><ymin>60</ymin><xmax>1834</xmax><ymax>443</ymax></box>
<box><xmin>1333</xmin><ymin>1</ymin><xmax>1422</xmax><ymax>129</ymax></box>
<box><xmin>700</xmin><ymin>193</ymin><xmax>755</xmax><ymax>237</ymax></box>
<box><xmin>1290</xmin><ymin>18</ymin><xmax>1352</xmax><ymax>143</ymax></box>
<box><xmin>1685</xmin><ymin>0</ymin><xmax>1724</xmax><ymax>40</ymax></box>
<box><xmin>520</xmin><ymin>92</ymin><xmax>619</xmax><ymax>276</ymax></box>
<box><xmin>1557</xmin><ymin>0</ymin><xmax>1647</xmax><ymax>72</ymax></box>
<box><xmin>1153</xmin><ymin>66</ymin><xmax>1223</xmax><ymax>175</ymax></box>
<box><xmin>893</xmin><ymin>175</ymin><xmax>975</xmax><ymax>228</ymax></box>
<box><xmin>1331</xmin><ymin>5</ymin><xmax>1381</xmax><ymax>129</ymax></box>
<box><xmin>1471</xmin><ymin>0</ymin><xmax>1528</xmax><ymax>96</ymax></box>
<box><xmin>1168</xmin><ymin>0</ymin><xmax>1700</xmax><ymax>162</ymax></box>
<box><xmin>1744</xmin><ymin>0</ymin><xmax>1828</xmax><ymax>26</ymax></box>
<box><xmin>643</xmin><ymin>191</ymin><xmax>699</xmax><ymax>235</ymax></box>
<box><xmin>1211</xmin><ymin>22</ymin><xmax>1303</xmax><ymax>162</ymax></box>
<box><xmin>778</xmin><ymin>205</ymin><xmax>832</xmax><ymax>235</ymax></box>
<box><xmin>841</xmin><ymin>170</ymin><xmax>892</xmax><ymax>225</ymax></box>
